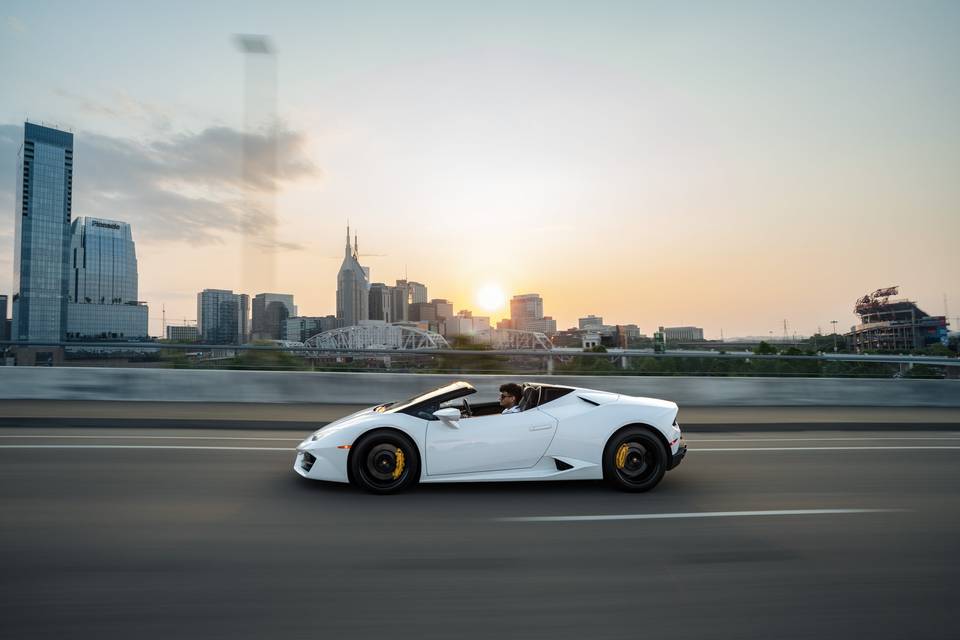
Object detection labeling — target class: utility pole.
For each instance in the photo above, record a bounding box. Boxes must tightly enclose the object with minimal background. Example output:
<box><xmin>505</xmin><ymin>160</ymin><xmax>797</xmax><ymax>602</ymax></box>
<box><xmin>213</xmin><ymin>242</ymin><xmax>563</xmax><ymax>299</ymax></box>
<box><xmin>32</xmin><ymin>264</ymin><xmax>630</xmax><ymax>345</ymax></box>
<box><xmin>162</xmin><ymin>304</ymin><xmax>166</xmax><ymax>339</ymax></box>
<box><xmin>831</xmin><ymin>319</ymin><xmax>838</xmax><ymax>352</ymax></box>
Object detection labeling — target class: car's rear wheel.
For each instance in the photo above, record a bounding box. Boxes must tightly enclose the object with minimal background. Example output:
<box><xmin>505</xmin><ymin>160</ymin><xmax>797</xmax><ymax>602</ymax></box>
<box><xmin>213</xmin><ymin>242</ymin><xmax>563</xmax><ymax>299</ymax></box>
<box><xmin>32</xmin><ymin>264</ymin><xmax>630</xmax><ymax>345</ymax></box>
<box><xmin>350</xmin><ymin>430</ymin><xmax>420</xmax><ymax>494</ymax></box>
<box><xmin>603</xmin><ymin>427</ymin><xmax>667</xmax><ymax>492</ymax></box>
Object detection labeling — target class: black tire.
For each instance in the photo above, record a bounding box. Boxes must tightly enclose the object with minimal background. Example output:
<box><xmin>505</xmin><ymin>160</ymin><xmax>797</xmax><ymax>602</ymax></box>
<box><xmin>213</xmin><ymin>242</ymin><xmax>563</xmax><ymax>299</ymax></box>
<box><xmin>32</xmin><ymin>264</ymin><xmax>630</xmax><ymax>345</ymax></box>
<box><xmin>603</xmin><ymin>427</ymin><xmax>667</xmax><ymax>492</ymax></box>
<box><xmin>349</xmin><ymin>430</ymin><xmax>420</xmax><ymax>494</ymax></box>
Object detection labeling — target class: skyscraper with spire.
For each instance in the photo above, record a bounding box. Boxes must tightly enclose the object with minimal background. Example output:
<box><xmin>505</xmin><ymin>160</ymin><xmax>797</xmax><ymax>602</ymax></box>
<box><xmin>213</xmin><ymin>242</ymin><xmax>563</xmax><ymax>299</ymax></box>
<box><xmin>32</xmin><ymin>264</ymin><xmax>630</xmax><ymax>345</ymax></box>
<box><xmin>336</xmin><ymin>225</ymin><xmax>369</xmax><ymax>326</ymax></box>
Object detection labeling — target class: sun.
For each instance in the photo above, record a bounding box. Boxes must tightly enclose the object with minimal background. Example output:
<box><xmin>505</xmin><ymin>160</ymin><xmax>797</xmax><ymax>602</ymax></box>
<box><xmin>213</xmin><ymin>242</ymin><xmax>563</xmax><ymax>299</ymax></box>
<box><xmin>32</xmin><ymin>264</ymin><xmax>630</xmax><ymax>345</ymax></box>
<box><xmin>476</xmin><ymin>283</ymin><xmax>506</xmax><ymax>313</ymax></box>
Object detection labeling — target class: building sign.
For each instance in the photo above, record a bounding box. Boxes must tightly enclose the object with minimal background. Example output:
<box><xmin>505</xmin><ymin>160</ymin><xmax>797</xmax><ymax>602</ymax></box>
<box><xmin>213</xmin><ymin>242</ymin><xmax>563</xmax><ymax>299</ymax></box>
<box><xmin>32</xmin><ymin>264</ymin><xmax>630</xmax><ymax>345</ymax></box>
<box><xmin>92</xmin><ymin>221</ymin><xmax>121</xmax><ymax>230</ymax></box>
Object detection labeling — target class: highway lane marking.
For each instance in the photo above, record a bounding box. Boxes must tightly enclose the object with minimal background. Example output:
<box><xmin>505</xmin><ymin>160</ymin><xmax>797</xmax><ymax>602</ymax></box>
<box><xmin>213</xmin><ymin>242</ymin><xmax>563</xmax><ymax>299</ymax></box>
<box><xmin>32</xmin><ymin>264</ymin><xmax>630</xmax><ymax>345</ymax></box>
<box><xmin>498</xmin><ymin>508</ymin><xmax>908</xmax><ymax>523</ymax></box>
<box><xmin>0</xmin><ymin>445</ymin><xmax>292</xmax><ymax>451</ymax></box>
<box><xmin>0</xmin><ymin>434</ymin><xmax>303</xmax><ymax>441</ymax></box>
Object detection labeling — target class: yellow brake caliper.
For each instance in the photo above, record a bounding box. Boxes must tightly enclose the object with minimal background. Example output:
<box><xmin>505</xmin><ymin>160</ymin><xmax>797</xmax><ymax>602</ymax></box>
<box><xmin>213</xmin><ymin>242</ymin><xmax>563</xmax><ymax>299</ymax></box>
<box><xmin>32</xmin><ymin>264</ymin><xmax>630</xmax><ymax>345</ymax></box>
<box><xmin>392</xmin><ymin>448</ymin><xmax>406</xmax><ymax>480</ymax></box>
<box><xmin>615</xmin><ymin>443</ymin><xmax>629</xmax><ymax>469</ymax></box>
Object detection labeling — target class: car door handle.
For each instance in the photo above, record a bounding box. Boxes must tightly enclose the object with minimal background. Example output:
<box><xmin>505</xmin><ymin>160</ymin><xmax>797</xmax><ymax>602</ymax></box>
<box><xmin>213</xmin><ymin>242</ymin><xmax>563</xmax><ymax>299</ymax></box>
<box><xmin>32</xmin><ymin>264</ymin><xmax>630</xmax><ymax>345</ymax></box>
<box><xmin>529</xmin><ymin>424</ymin><xmax>553</xmax><ymax>431</ymax></box>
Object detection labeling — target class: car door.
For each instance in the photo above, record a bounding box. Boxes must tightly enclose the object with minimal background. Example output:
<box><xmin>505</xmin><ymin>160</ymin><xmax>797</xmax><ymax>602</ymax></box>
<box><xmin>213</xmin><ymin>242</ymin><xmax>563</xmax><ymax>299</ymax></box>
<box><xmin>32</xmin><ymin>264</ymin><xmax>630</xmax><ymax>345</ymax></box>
<box><xmin>425</xmin><ymin>408</ymin><xmax>558</xmax><ymax>475</ymax></box>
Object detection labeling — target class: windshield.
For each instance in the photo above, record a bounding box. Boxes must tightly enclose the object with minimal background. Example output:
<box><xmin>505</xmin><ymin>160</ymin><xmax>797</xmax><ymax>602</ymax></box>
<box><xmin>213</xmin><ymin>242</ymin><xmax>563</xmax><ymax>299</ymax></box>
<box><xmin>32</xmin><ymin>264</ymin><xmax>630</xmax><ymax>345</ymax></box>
<box><xmin>386</xmin><ymin>381</ymin><xmax>476</xmax><ymax>417</ymax></box>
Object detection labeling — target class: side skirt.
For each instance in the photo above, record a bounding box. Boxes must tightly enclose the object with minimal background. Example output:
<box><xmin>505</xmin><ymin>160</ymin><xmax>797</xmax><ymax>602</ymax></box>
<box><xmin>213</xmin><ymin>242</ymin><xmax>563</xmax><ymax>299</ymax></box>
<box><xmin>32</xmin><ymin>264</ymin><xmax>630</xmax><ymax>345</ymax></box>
<box><xmin>420</xmin><ymin>456</ymin><xmax>601</xmax><ymax>483</ymax></box>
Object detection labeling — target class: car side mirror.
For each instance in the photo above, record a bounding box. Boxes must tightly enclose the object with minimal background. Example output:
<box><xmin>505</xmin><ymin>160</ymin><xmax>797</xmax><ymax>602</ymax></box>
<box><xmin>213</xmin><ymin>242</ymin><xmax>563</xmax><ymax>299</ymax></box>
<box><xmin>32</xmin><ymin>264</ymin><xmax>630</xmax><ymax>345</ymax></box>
<box><xmin>433</xmin><ymin>407</ymin><xmax>461</xmax><ymax>424</ymax></box>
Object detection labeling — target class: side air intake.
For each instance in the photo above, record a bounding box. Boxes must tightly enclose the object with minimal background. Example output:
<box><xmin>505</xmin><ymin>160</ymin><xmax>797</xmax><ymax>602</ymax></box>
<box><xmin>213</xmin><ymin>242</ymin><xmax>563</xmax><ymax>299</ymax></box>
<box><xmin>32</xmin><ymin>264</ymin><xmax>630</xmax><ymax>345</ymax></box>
<box><xmin>554</xmin><ymin>458</ymin><xmax>574</xmax><ymax>471</ymax></box>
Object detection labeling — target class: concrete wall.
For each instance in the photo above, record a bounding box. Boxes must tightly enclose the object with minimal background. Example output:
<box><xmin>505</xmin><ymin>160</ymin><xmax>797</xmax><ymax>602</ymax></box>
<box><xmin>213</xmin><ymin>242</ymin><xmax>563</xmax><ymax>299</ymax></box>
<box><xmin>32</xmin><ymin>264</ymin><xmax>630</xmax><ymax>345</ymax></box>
<box><xmin>1</xmin><ymin>367</ymin><xmax>958</xmax><ymax>407</ymax></box>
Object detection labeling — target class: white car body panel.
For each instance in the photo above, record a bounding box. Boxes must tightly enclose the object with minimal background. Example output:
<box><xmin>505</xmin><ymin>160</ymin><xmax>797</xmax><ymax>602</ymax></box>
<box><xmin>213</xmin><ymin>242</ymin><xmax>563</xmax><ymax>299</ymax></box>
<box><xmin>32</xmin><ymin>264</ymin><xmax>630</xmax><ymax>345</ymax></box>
<box><xmin>426</xmin><ymin>408</ymin><xmax>557</xmax><ymax>475</ymax></box>
<box><xmin>294</xmin><ymin>383</ymin><xmax>683</xmax><ymax>485</ymax></box>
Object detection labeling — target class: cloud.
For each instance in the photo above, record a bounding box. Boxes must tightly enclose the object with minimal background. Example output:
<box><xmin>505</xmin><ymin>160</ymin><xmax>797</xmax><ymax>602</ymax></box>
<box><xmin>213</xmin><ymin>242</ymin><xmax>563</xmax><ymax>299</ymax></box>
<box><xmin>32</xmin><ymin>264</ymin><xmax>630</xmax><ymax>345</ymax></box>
<box><xmin>53</xmin><ymin>88</ymin><xmax>173</xmax><ymax>131</ymax></box>
<box><xmin>0</xmin><ymin>123</ymin><xmax>320</xmax><ymax>248</ymax></box>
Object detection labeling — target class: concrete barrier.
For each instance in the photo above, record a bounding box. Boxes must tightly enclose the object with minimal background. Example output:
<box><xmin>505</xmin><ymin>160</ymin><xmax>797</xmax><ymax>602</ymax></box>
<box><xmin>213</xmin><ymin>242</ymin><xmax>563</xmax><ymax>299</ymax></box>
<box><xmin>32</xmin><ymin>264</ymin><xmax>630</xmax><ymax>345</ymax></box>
<box><xmin>0</xmin><ymin>367</ymin><xmax>957</xmax><ymax>407</ymax></box>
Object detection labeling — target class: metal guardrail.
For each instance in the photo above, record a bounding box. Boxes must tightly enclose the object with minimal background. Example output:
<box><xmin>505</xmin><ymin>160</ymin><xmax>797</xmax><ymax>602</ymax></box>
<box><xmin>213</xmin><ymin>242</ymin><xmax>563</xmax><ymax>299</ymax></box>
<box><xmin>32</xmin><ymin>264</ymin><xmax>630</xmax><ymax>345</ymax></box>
<box><xmin>2</xmin><ymin>340</ymin><xmax>958</xmax><ymax>367</ymax></box>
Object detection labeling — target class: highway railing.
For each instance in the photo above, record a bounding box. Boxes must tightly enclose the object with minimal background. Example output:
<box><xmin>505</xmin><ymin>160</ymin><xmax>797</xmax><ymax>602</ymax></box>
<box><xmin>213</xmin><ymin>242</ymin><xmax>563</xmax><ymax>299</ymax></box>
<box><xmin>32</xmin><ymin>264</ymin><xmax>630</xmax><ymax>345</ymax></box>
<box><xmin>1</xmin><ymin>340</ymin><xmax>958</xmax><ymax>378</ymax></box>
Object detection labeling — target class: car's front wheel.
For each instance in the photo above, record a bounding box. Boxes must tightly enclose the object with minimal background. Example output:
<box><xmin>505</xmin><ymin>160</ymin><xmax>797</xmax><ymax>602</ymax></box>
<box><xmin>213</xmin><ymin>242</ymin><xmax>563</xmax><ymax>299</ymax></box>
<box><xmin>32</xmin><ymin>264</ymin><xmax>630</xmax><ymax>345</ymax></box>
<box><xmin>350</xmin><ymin>430</ymin><xmax>420</xmax><ymax>494</ymax></box>
<box><xmin>603</xmin><ymin>427</ymin><xmax>667</xmax><ymax>492</ymax></box>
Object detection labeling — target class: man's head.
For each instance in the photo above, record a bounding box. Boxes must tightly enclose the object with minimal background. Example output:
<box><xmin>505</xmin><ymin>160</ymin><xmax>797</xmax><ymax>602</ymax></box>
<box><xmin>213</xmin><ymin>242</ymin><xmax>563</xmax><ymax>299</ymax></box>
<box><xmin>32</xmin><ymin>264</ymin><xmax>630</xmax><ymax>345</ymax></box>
<box><xmin>499</xmin><ymin>383</ymin><xmax>523</xmax><ymax>410</ymax></box>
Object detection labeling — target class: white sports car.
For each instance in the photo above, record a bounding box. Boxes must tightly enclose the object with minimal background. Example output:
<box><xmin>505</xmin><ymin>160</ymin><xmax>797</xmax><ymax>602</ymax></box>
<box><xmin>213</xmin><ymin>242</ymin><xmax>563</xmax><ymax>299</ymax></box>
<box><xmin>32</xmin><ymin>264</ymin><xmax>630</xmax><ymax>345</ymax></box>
<box><xmin>294</xmin><ymin>381</ymin><xmax>686</xmax><ymax>493</ymax></box>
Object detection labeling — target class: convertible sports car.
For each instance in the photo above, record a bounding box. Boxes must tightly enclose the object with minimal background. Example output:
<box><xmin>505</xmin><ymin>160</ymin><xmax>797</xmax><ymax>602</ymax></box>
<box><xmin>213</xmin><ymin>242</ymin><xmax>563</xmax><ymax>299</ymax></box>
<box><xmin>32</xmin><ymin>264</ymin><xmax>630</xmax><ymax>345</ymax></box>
<box><xmin>295</xmin><ymin>381</ymin><xmax>685</xmax><ymax>494</ymax></box>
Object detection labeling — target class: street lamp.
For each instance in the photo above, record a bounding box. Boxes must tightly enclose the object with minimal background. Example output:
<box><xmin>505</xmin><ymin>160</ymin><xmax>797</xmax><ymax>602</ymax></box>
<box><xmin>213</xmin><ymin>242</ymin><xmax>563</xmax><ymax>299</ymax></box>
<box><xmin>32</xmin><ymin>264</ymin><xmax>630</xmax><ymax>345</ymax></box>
<box><xmin>831</xmin><ymin>320</ymin><xmax>838</xmax><ymax>352</ymax></box>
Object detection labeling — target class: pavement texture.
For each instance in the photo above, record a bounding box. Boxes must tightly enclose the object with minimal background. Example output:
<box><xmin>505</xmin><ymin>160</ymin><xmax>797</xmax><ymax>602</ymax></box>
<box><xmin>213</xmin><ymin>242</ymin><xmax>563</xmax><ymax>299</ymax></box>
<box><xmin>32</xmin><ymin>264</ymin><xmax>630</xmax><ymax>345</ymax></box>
<box><xmin>1</xmin><ymin>425</ymin><xmax>958</xmax><ymax>639</ymax></box>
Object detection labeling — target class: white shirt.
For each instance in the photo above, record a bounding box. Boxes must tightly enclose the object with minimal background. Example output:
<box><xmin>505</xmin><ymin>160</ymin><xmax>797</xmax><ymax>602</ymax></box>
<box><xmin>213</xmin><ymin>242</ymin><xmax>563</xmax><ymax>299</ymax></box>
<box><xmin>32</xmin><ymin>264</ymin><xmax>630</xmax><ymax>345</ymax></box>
<box><xmin>502</xmin><ymin>405</ymin><xmax>521</xmax><ymax>414</ymax></box>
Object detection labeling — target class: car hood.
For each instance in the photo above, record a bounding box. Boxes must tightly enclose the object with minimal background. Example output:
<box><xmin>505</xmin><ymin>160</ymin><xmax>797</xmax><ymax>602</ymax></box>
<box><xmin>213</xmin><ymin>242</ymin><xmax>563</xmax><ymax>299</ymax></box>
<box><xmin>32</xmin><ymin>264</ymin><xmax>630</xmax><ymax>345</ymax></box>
<box><xmin>299</xmin><ymin>405</ymin><xmax>380</xmax><ymax>447</ymax></box>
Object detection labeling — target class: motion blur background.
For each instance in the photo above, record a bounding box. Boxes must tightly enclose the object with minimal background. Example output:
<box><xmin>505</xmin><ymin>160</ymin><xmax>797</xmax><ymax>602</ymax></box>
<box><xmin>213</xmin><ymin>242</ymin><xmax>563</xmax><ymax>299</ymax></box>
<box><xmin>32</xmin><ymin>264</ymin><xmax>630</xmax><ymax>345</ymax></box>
<box><xmin>1</xmin><ymin>2</ymin><xmax>958</xmax><ymax>639</ymax></box>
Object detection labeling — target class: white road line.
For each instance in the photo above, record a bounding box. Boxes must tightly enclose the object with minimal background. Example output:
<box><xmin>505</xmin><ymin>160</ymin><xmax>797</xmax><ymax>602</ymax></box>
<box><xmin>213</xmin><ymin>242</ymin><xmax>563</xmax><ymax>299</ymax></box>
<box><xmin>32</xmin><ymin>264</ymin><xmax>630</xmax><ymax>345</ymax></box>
<box><xmin>694</xmin><ymin>446</ymin><xmax>960</xmax><ymax>452</ymax></box>
<box><xmin>498</xmin><ymin>508</ymin><xmax>907</xmax><ymax>523</ymax></box>
<box><xmin>0</xmin><ymin>445</ymin><xmax>292</xmax><ymax>451</ymax></box>
<box><xmin>690</xmin><ymin>437</ymin><xmax>960</xmax><ymax>443</ymax></box>
<box><xmin>0</xmin><ymin>434</ymin><xmax>302</xmax><ymax>441</ymax></box>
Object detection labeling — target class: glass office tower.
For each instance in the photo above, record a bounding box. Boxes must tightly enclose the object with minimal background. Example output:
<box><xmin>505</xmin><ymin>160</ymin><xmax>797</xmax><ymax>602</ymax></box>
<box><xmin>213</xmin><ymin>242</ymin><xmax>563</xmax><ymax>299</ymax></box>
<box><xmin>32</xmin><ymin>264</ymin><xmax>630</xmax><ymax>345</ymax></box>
<box><xmin>12</xmin><ymin>123</ymin><xmax>73</xmax><ymax>342</ymax></box>
<box><xmin>66</xmin><ymin>217</ymin><xmax>148</xmax><ymax>339</ymax></box>
<box><xmin>197</xmin><ymin>289</ymin><xmax>246</xmax><ymax>344</ymax></box>
<box><xmin>251</xmin><ymin>293</ymin><xmax>296</xmax><ymax>340</ymax></box>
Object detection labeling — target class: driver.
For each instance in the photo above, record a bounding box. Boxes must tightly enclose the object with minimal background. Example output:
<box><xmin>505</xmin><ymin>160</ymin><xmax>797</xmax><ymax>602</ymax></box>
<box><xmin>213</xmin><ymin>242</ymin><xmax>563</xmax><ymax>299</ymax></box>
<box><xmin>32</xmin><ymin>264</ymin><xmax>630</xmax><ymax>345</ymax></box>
<box><xmin>499</xmin><ymin>383</ymin><xmax>523</xmax><ymax>414</ymax></box>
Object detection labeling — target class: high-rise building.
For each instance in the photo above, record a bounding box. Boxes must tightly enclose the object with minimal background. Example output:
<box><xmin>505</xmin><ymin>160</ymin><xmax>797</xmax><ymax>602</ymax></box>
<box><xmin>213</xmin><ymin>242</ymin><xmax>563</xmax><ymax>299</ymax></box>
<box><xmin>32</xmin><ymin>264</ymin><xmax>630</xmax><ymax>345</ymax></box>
<box><xmin>12</xmin><ymin>123</ymin><xmax>73</xmax><ymax>342</ymax></box>
<box><xmin>409</xmin><ymin>281</ymin><xmax>427</xmax><ymax>304</ymax></box>
<box><xmin>509</xmin><ymin>293</ymin><xmax>556</xmax><ymax>333</ymax></box>
<box><xmin>369</xmin><ymin>283</ymin><xmax>393</xmax><ymax>322</ymax></box>
<box><xmin>523</xmin><ymin>317</ymin><xmax>557</xmax><ymax>334</ymax></box>
<box><xmin>445</xmin><ymin>310</ymin><xmax>491</xmax><ymax>339</ymax></box>
<box><xmin>397</xmin><ymin>279</ymin><xmax>428</xmax><ymax>305</ymax></box>
<box><xmin>431</xmin><ymin>299</ymin><xmax>453</xmax><ymax>322</ymax></box>
<box><xmin>510</xmin><ymin>294</ymin><xmax>544</xmax><ymax>330</ymax></box>
<box><xmin>284</xmin><ymin>315</ymin><xmax>340</xmax><ymax>342</ymax></box>
<box><xmin>389</xmin><ymin>285</ymin><xmax>408</xmax><ymax>323</ymax></box>
<box><xmin>166</xmin><ymin>325</ymin><xmax>199</xmax><ymax>342</ymax></box>
<box><xmin>579</xmin><ymin>315</ymin><xmax>603</xmax><ymax>330</ymax></box>
<box><xmin>0</xmin><ymin>294</ymin><xmax>8</xmax><ymax>341</ymax></box>
<box><xmin>336</xmin><ymin>226</ymin><xmax>369</xmax><ymax>326</ymax></box>
<box><xmin>252</xmin><ymin>293</ymin><xmax>296</xmax><ymax>340</ymax></box>
<box><xmin>238</xmin><ymin>294</ymin><xmax>250</xmax><ymax>343</ymax></box>
<box><xmin>197</xmin><ymin>289</ymin><xmax>246</xmax><ymax>344</ymax></box>
<box><xmin>409</xmin><ymin>302</ymin><xmax>437</xmax><ymax>323</ymax></box>
<box><xmin>620</xmin><ymin>324</ymin><xmax>643</xmax><ymax>339</ymax></box>
<box><xmin>65</xmin><ymin>217</ymin><xmax>148</xmax><ymax>339</ymax></box>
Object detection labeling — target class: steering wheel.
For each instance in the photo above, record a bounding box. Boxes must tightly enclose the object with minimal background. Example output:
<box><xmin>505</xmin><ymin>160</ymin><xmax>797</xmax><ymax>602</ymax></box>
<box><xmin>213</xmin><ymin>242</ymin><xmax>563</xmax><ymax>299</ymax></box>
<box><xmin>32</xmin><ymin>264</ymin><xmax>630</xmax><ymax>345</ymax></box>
<box><xmin>461</xmin><ymin>398</ymin><xmax>472</xmax><ymax>418</ymax></box>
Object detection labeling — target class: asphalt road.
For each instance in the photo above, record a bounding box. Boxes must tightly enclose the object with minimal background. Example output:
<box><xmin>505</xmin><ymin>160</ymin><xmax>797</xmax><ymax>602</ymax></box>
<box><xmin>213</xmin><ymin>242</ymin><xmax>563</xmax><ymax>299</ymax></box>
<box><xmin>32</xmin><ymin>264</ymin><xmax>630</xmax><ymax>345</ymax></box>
<box><xmin>1</xmin><ymin>426</ymin><xmax>958</xmax><ymax>639</ymax></box>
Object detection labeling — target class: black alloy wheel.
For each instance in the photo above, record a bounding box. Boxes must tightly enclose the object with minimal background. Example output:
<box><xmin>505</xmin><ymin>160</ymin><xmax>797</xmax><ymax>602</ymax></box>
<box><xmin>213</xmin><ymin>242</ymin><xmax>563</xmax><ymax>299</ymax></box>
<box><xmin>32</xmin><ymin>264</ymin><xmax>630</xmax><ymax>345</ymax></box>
<box><xmin>603</xmin><ymin>428</ymin><xmax>667</xmax><ymax>492</ymax></box>
<box><xmin>350</xmin><ymin>431</ymin><xmax>420</xmax><ymax>494</ymax></box>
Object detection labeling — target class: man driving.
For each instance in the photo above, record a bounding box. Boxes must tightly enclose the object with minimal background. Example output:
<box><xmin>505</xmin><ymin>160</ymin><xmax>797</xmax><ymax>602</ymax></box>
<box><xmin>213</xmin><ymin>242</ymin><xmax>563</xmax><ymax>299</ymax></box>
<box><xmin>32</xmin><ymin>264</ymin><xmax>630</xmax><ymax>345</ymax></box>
<box><xmin>499</xmin><ymin>383</ymin><xmax>523</xmax><ymax>414</ymax></box>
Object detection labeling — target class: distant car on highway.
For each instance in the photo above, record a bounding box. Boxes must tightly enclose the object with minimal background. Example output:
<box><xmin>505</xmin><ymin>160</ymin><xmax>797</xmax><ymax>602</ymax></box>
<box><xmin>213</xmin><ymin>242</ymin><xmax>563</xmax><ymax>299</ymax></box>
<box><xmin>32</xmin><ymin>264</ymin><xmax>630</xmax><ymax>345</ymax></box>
<box><xmin>295</xmin><ymin>381</ymin><xmax>685</xmax><ymax>494</ymax></box>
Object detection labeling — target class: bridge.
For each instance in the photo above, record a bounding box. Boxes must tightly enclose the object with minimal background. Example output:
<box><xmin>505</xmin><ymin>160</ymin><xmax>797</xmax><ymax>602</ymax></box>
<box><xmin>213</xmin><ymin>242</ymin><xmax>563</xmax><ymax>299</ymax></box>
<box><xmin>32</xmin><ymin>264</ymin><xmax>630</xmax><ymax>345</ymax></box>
<box><xmin>304</xmin><ymin>322</ymin><xmax>450</xmax><ymax>350</ymax></box>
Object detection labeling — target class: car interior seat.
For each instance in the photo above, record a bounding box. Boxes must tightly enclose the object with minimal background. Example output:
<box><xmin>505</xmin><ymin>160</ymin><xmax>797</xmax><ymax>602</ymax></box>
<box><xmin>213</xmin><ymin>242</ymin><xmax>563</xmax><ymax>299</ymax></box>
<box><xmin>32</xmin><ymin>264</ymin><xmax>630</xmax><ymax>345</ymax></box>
<box><xmin>518</xmin><ymin>386</ymin><xmax>540</xmax><ymax>412</ymax></box>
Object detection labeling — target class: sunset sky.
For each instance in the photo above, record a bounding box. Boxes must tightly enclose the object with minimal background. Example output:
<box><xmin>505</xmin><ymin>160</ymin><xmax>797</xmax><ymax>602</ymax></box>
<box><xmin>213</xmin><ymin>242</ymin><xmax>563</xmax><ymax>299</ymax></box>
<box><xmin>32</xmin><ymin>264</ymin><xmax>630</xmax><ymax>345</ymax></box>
<box><xmin>1</xmin><ymin>1</ymin><xmax>958</xmax><ymax>338</ymax></box>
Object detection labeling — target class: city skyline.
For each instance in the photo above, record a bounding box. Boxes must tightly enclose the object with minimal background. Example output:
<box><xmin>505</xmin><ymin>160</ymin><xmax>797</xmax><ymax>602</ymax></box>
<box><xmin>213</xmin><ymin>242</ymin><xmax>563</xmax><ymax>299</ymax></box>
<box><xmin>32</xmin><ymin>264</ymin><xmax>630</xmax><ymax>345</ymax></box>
<box><xmin>1</xmin><ymin>2</ymin><xmax>958</xmax><ymax>337</ymax></box>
